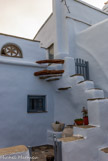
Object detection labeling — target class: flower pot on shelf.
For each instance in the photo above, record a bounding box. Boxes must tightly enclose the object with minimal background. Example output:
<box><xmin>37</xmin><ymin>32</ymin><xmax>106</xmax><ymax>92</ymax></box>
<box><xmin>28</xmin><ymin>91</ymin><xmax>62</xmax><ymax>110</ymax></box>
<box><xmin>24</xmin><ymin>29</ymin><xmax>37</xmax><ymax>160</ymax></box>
<box><xmin>83</xmin><ymin>116</ymin><xmax>89</xmax><ymax>125</ymax></box>
<box><xmin>52</xmin><ymin>121</ymin><xmax>65</xmax><ymax>132</ymax></box>
<box><xmin>82</xmin><ymin>107</ymin><xmax>89</xmax><ymax>125</ymax></box>
<box><xmin>74</xmin><ymin>119</ymin><xmax>83</xmax><ymax>125</ymax></box>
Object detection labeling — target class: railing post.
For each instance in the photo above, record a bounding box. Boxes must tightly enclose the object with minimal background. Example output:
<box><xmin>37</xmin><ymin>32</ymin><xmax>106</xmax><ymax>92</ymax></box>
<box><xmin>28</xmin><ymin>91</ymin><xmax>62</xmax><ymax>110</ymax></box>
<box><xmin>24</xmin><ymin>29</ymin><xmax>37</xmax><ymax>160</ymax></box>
<box><xmin>53</xmin><ymin>135</ymin><xmax>62</xmax><ymax>161</ymax></box>
<box><xmin>27</xmin><ymin>146</ymin><xmax>32</xmax><ymax>161</ymax></box>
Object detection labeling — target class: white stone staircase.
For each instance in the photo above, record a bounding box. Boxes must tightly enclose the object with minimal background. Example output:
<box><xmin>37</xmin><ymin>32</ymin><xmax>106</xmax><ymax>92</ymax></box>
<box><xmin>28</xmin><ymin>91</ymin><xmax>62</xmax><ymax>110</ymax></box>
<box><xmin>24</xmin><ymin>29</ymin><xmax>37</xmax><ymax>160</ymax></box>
<box><xmin>35</xmin><ymin>57</ymin><xmax>108</xmax><ymax>161</ymax></box>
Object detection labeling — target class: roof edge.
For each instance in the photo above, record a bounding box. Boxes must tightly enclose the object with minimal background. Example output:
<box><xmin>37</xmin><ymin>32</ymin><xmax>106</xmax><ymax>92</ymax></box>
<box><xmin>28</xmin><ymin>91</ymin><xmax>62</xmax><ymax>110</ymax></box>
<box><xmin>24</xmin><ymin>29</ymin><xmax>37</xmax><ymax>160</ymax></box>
<box><xmin>33</xmin><ymin>13</ymin><xmax>53</xmax><ymax>40</ymax></box>
<box><xmin>0</xmin><ymin>33</ymin><xmax>40</xmax><ymax>43</ymax></box>
<box><xmin>74</xmin><ymin>0</ymin><xmax>108</xmax><ymax>15</ymax></box>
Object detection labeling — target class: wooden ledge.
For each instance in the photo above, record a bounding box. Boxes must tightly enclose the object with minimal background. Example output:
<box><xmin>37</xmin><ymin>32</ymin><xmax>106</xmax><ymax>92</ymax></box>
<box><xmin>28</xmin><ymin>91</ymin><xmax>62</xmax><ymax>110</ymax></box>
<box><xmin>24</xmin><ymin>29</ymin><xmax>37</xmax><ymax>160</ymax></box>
<box><xmin>78</xmin><ymin>80</ymin><xmax>93</xmax><ymax>84</ymax></box>
<box><xmin>34</xmin><ymin>70</ymin><xmax>64</xmax><ymax>76</ymax></box>
<box><xmin>0</xmin><ymin>145</ymin><xmax>28</xmax><ymax>156</ymax></box>
<box><xmin>36</xmin><ymin>59</ymin><xmax>64</xmax><ymax>64</ymax></box>
<box><xmin>75</xmin><ymin>125</ymin><xmax>96</xmax><ymax>129</ymax></box>
<box><xmin>58</xmin><ymin>136</ymin><xmax>83</xmax><ymax>142</ymax></box>
<box><xmin>58</xmin><ymin>87</ymin><xmax>71</xmax><ymax>90</ymax></box>
<box><xmin>70</xmin><ymin>74</ymin><xmax>83</xmax><ymax>77</ymax></box>
<box><xmin>87</xmin><ymin>98</ymin><xmax>108</xmax><ymax>101</ymax></box>
<box><xmin>101</xmin><ymin>147</ymin><xmax>108</xmax><ymax>153</ymax></box>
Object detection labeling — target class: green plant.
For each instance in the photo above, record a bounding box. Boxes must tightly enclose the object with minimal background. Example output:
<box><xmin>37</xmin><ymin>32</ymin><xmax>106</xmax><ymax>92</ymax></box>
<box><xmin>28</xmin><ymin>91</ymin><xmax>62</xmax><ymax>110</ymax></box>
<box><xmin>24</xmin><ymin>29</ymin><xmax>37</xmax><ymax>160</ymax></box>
<box><xmin>82</xmin><ymin>107</ymin><xmax>88</xmax><ymax>117</ymax></box>
<box><xmin>74</xmin><ymin>118</ymin><xmax>83</xmax><ymax>121</ymax></box>
<box><xmin>55</xmin><ymin>121</ymin><xmax>60</xmax><ymax>124</ymax></box>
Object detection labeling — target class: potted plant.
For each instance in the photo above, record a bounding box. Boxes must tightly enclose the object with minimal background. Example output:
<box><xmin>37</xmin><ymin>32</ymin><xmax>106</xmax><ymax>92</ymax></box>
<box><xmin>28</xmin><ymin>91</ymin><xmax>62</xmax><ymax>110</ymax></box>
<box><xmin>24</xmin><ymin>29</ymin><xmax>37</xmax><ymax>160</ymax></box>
<box><xmin>52</xmin><ymin>121</ymin><xmax>65</xmax><ymax>132</ymax></box>
<box><xmin>82</xmin><ymin>107</ymin><xmax>89</xmax><ymax>125</ymax></box>
<box><xmin>74</xmin><ymin>118</ymin><xmax>83</xmax><ymax>125</ymax></box>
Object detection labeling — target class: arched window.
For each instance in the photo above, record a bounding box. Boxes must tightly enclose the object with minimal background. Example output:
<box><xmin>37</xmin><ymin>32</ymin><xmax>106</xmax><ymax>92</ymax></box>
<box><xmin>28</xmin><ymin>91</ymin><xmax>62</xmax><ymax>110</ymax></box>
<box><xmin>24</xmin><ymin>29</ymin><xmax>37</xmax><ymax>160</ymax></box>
<box><xmin>1</xmin><ymin>43</ymin><xmax>23</xmax><ymax>58</ymax></box>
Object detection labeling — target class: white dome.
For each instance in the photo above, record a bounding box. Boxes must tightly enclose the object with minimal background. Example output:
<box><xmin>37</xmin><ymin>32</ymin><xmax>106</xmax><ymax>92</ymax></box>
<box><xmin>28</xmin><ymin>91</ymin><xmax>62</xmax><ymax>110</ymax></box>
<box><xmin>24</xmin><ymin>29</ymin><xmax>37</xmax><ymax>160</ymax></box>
<box><xmin>102</xmin><ymin>1</ymin><xmax>108</xmax><ymax>13</ymax></box>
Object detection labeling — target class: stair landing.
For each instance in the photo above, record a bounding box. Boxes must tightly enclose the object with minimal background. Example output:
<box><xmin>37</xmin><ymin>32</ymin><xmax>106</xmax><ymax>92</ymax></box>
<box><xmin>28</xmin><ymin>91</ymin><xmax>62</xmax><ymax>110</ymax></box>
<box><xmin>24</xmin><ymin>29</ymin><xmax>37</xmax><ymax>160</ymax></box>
<box><xmin>75</xmin><ymin>125</ymin><xmax>96</xmax><ymax>129</ymax></box>
<box><xmin>58</xmin><ymin>136</ymin><xmax>83</xmax><ymax>142</ymax></box>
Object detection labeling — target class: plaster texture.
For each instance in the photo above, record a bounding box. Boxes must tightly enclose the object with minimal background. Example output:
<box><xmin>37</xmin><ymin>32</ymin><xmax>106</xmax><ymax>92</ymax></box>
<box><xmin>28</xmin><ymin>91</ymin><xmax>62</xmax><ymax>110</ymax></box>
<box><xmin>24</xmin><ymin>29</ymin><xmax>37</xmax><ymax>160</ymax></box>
<box><xmin>1</xmin><ymin>1</ymin><xmax>108</xmax><ymax>161</ymax></box>
<box><xmin>62</xmin><ymin>127</ymin><xmax>106</xmax><ymax>161</ymax></box>
<box><xmin>76</xmin><ymin>19</ymin><xmax>108</xmax><ymax>96</ymax></box>
<box><xmin>88</xmin><ymin>99</ymin><xmax>108</xmax><ymax>130</ymax></box>
<box><xmin>0</xmin><ymin>145</ymin><xmax>30</xmax><ymax>161</ymax></box>
<box><xmin>47</xmin><ymin>130</ymin><xmax>62</xmax><ymax>145</ymax></box>
<box><xmin>98</xmin><ymin>149</ymin><xmax>108</xmax><ymax>161</ymax></box>
<box><xmin>53</xmin><ymin>75</ymin><xmax>95</xmax><ymax>124</ymax></box>
<box><xmin>85</xmin><ymin>89</ymin><xmax>104</xmax><ymax>99</ymax></box>
<box><xmin>0</xmin><ymin>151</ymin><xmax>30</xmax><ymax>161</ymax></box>
<box><xmin>36</xmin><ymin>0</ymin><xmax>108</xmax><ymax>58</ymax></box>
<box><xmin>0</xmin><ymin>35</ymin><xmax>55</xmax><ymax>148</ymax></box>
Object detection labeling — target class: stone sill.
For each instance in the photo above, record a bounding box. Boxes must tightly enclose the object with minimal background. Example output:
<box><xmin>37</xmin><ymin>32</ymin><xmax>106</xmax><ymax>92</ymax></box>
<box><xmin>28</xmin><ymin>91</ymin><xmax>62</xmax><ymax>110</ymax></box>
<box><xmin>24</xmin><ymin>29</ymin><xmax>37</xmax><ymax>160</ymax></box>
<box><xmin>27</xmin><ymin>111</ymin><xmax>48</xmax><ymax>114</ymax></box>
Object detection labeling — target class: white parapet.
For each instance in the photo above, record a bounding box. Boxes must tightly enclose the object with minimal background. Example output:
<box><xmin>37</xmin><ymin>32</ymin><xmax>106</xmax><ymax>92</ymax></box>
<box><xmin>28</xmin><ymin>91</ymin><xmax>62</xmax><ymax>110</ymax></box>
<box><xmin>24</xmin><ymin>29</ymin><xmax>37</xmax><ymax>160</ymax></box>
<box><xmin>70</xmin><ymin>75</ymin><xmax>84</xmax><ymax>86</ymax></box>
<box><xmin>85</xmin><ymin>89</ymin><xmax>104</xmax><ymax>99</ymax></box>
<box><xmin>88</xmin><ymin>98</ymin><xmax>108</xmax><ymax>130</ymax></box>
<box><xmin>47</xmin><ymin>130</ymin><xmax>62</xmax><ymax>145</ymax></box>
<box><xmin>63</xmin><ymin>57</ymin><xmax>75</xmax><ymax>76</ymax></box>
<box><xmin>87</xmin><ymin>100</ymin><xmax>100</xmax><ymax>126</ymax></box>
<box><xmin>0</xmin><ymin>145</ymin><xmax>30</xmax><ymax>161</ymax></box>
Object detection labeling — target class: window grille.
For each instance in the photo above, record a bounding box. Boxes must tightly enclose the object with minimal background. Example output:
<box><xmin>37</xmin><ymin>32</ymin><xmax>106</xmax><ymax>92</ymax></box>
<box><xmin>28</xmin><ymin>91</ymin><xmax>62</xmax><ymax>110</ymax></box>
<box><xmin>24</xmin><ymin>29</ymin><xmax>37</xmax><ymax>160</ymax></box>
<box><xmin>27</xmin><ymin>95</ymin><xmax>46</xmax><ymax>113</ymax></box>
<box><xmin>1</xmin><ymin>43</ymin><xmax>22</xmax><ymax>58</ymax></box>
<box><xmin>75</xmin><ymin>58</ymin><xmax>89</xmax><ymax>80</ymax></box>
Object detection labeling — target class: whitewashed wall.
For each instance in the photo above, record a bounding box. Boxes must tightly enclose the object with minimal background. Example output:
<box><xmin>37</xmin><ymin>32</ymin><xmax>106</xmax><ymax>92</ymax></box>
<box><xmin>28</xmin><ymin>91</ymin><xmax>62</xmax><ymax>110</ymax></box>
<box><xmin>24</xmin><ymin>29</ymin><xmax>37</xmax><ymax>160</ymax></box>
<box><xmin>35</xmin><ymin>14</ymin><xmax>56</xmax><ymax>50</ymax></box>
<box><xmin>0</xmin><ymin>35</ymin><xmax>54</xmax><ymax>148</ymax></box>
<box><xmin>66</xmin><ymin>0</ymin><xmax>108</xmax><ymax>57</ymax></box>
<box><xmin>76</xmin><ymin>19</ymin><xmax>108</xmax><ymax>97</ymax></box>
<box><xmin>35</xmin><ymin>0</ymin><xmax>108</xmax><ymax>58</ymax></box>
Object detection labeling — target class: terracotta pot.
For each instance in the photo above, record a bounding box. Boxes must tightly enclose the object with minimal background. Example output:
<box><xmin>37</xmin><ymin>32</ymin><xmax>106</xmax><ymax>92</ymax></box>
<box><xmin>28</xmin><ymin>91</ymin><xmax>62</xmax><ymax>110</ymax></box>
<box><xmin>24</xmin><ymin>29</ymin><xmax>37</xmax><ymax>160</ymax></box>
<box><xmin>83</xmin><ymin>117</ymin><xmax>89</xmax><ymax>125</ymax></box>
<box><xmin>75</xmin><ymin>120</ymin><xmax>83</xmax><ymax>125</ymax></box>
<box><xmin>52</xmin><ymin>123</ymin><xmax>65</xmax><ymax>132</ymax></box>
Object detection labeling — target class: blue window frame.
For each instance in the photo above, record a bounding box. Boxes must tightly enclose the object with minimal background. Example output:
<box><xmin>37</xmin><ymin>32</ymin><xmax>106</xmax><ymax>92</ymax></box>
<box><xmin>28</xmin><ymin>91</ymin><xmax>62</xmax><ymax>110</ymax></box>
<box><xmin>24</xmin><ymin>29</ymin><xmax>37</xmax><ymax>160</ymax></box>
<box><xmin>27</xmin><ymin>95</ymin><xmax>46</xmax><ymax>113</ymax></box>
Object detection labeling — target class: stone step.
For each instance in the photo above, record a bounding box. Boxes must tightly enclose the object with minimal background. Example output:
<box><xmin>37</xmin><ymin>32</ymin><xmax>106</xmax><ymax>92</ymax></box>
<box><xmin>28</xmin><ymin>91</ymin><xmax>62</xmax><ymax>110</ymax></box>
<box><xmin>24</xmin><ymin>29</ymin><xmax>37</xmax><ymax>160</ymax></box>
<box><xmin>69</xmin><ymin>74</ymin><xmax>84</xmax><ymax>86</ymax></box>
<box><xmin>39</xmin><ymin>74</ymin><xmax>62</xmax><ymax>79</ymax></box>
<box><xmin>58</xmin><ymin>136</ymin><xmax>84</xmax><ymax>142</ymax></box>
<box><xmin>61</xmin><ymin>128</ymin><xmax>105</xmax><ymax>161</ymax></box>
<box><xmin>46</xmin><ymin>78</ymin><xmax>60</xmax><ymax>82</ymax></box>
<box><xmin>34</xmin><ymin>70</ymin><xmax>64</xmax><ymax>76</ymax></box>
<box><xmin>85</xmin><ymin>88</ymin><xmax>104</xmax><ymax>99</ymax></box>
<box><xmin>0</xmin><ymin>145</ymin><xmax>30</xmax><ymax>161</ymax></box>
<box><xmin>73</xmin><ymin>125</ymin><xmax>98</xmax><ymax>138</ymax></box>
<box><xmin>70</xmin><ymin>74</ymin><xmax>84</xmax><ymax>77</ymax></box>
<box><xmin>36</xmin><ymin>59</ymin><xmax>64</xmax><ymax>64</ymax></box>
<box><xmin>87</xmin><ymin>98</ymin><xmax>108</xmax><ymax>128</ymax></box>
<box><xmin>77</xmin><ymin>80</ymin><xmax>94</xmax><ymax>90</ymax></box>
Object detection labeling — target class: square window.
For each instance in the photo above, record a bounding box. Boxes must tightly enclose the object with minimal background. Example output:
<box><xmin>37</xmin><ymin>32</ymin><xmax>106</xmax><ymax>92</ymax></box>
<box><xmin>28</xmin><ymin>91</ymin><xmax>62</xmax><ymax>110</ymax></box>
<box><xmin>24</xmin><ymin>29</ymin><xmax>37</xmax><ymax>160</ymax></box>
<box><xmin>27</xmin><ymin>95</ymin><xmax>46</xmax><ymax>113</ymax></box>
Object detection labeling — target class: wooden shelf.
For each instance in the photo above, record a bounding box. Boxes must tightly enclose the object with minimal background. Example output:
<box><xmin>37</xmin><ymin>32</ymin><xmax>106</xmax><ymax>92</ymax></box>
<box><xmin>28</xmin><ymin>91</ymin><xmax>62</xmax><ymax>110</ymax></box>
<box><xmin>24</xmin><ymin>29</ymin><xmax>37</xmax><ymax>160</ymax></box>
<box><xmin>58</xmin><ymin>87</ymin><xmax>71</xmax><ymax>90</ymax></box>
<box><xmin>36</xmin><ymin>59</ymin><xmax>64</xmax><ymax>64</ymax></box>
<box><xmin>34</xmin><ymin>70</ymin><xmax>64</xmax><ymax>76</ymax></box>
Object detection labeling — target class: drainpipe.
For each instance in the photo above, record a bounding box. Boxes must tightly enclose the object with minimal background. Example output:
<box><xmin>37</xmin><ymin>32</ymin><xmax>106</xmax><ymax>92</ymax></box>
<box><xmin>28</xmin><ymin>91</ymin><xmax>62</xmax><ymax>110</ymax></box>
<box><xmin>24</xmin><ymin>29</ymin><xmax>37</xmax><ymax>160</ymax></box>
<box><xmin>53</xmin><ymin>0</ymin><xmax>69</xmax><ymax>59</ymax></box>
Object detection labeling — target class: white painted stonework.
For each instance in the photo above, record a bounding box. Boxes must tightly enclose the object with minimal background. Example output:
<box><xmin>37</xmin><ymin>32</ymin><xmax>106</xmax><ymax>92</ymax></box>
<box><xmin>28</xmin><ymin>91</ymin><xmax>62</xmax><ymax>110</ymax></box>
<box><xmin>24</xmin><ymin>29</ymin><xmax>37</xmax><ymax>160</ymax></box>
<box><xmin>1</xmin><ymin>0</ymin><xmax>108</xmax><ymax>161</ymax></box>
<box><xmin>0</xmin><ymin>145</ymin><xmax>30</xmax><ymax>161</ymax></box>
